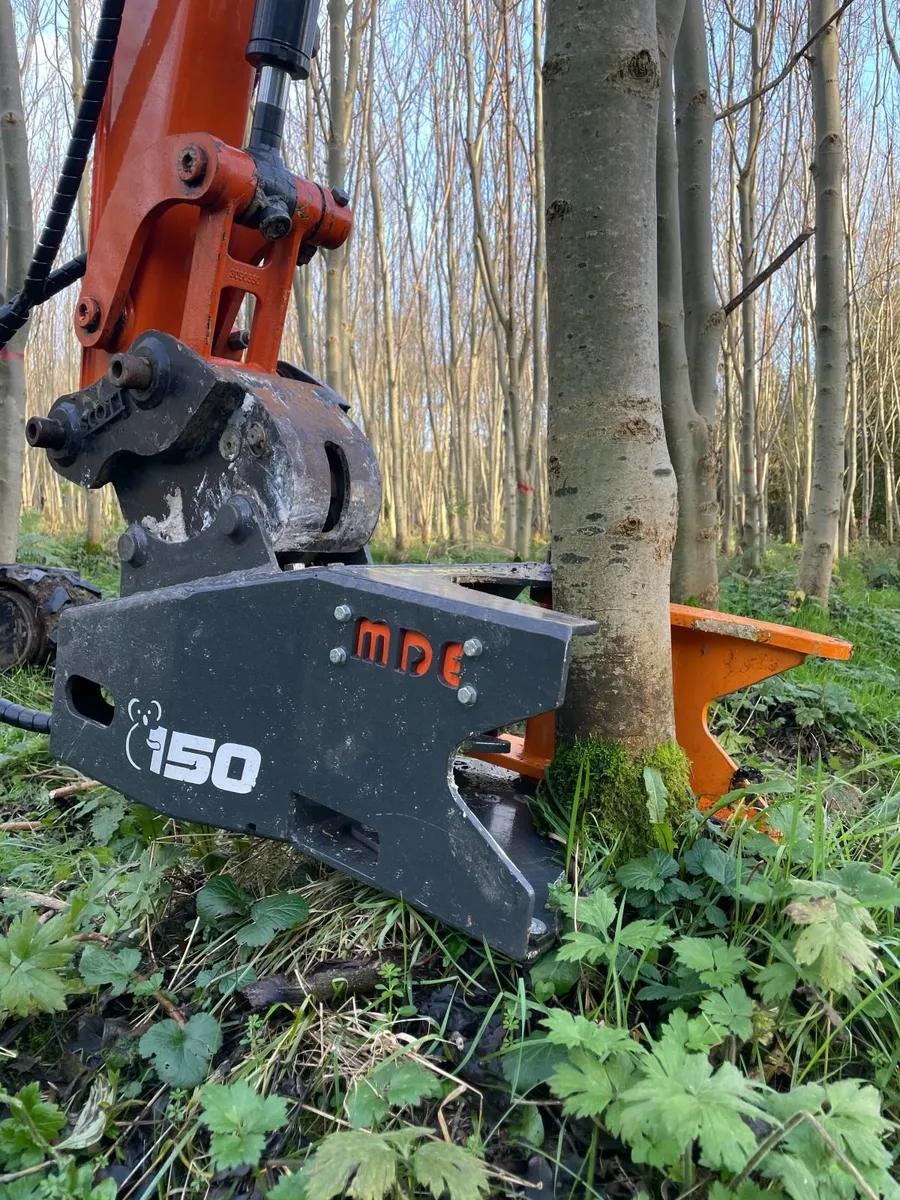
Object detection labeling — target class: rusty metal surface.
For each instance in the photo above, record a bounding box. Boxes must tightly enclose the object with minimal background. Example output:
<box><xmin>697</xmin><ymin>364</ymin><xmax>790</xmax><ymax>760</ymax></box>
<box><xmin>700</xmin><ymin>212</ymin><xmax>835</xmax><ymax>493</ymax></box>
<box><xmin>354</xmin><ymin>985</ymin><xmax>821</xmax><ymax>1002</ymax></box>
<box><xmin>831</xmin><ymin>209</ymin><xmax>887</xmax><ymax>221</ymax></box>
<box><xmin>41</xmin><ymin>332</ymin><xmax>381</xmax><ymax>587</ymax></box>
<box><xmin>0</xmin><ymin>566</ymin><xmax>100</xmax><ymax>672</ymax></box>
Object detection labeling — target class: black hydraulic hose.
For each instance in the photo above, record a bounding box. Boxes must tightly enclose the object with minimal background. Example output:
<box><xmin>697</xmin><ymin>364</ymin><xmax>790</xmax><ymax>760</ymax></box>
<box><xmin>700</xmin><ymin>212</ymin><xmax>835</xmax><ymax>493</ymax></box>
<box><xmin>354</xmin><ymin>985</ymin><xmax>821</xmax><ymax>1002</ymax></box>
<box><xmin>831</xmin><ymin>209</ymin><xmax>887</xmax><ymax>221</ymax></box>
<box><xmin>0</xmin><ymin>697</ymin><xmax>51</xmax><ymax>735</ymax></box>
<box><xmin>0</xmin><ymin>0</ymin><xmax>125</xmax><ymax>350</ymax></box>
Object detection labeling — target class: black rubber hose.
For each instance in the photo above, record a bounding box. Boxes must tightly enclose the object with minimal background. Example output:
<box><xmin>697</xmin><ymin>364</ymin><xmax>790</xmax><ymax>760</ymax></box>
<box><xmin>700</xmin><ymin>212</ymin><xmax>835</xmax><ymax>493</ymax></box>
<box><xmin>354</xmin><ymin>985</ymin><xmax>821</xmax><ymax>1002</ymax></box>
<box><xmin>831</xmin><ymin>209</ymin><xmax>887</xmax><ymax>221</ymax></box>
<box><xmin>0</xmin><ymin>697</ymin><xmax>51</xmax><ymax>735</ymax></box>
<box><xmin>0</xmin><ymin>0</ymin><xmax>125</xmax><ymax>349</ymax></box>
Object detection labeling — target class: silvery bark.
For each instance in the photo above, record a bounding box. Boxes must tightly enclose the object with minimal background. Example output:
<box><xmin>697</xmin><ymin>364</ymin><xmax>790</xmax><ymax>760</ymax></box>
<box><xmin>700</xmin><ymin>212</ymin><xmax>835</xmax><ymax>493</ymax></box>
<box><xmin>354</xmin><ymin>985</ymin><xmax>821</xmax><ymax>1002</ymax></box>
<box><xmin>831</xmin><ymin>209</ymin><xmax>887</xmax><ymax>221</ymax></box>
<box><xmin>737</xmin><ymin>2</ymin><xmax>764</xmax><ymax>571</ymax></box>
<box><xmin>545</xmin><ymin>0</ymin><xmax>677</xmax><ymax>749</ymax></box>
<box><xmin>0</xmin><ymin>0</ymin><xmax>34</xmax><ymax>561</ymax></box>
<box><xmin>797</xmin><ymin>0</ymin><xmax>848</xmax><ymax>601</ymax></box>
<box><xmin>658</xmin><ymin>0</ymin><xmax>719</xmax><ymax>608</ymax></box>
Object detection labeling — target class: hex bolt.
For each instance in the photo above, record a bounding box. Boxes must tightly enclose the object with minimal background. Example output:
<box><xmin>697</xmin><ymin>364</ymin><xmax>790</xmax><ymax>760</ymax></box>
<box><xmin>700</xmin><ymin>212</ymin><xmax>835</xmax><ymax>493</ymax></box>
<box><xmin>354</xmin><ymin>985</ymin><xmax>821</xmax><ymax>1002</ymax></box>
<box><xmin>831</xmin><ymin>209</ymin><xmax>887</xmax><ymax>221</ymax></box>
<box><xmin>259</xmin><ymin>207</ymin><xmax>293</xmax><ymax>241</ymax></box>
<box><xmin>529</xmin><ymin>918</ymin><xmax>548</xmax><ymax>938</ymax></box>
<box><xmin>25</xmin><ymin>416</ymin><xmax>68</xmax><ymax>451</ymax></box>
<box><xmin>463</xmin><ymin>638</ymin><xmax>483</xmax><ymax>658</ymax></box>
<box><xmin>329</xmin><ymin>647</ymin><xmax>347</xmax><ymax>665</ymax></box>
<box><xmin>245</xmin><ymin>422</ymin><xmax>270</xmax><ymax>458</ymax></box>
<box><xmin>333</xmin><ymin>604</ymin><xmax>352</xmax><ymax>623</ymax></box>
<box><xmin>219</xmin><ymin>428</ymin><xmax>241</xmax><ymax>461</ymax></box>
<box><xmin>75</xmin><ymin>296</ymin><xmax>101</xmax><ymax>331</ymax></box>
<box><xmin>217</xmin><ymin>496</ymin><xmax>254</xmax><ymax>540</ymax></box>
<box><xmin>107</xmin><ymin>352</ymin><xmax>154</xmax><ymax>391</ymax></box>
<box><xmin>457</xmin><ymin>685</ymin><xmax>478</xmax><ymax>707</ymax></box>
<box><xmin>177</xmin><ymin>143</ymin><xmax>207</xmax><ymax>184</ymax></box>
<box><xmin>331</xmin><ymin>185</ymin><xmax>350</xmax><ymax>208</ymax></box>
<box><xmin>118</xmin><ymin>525</ymin><xmax>149</xmax><ymax>568</ymax></box>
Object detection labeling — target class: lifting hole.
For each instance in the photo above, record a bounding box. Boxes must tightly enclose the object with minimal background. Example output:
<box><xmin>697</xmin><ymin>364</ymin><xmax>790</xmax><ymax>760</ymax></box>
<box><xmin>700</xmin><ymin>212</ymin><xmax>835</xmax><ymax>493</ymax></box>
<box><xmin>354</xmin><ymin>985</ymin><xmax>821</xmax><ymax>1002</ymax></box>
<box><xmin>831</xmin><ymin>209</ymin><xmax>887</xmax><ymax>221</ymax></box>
<box><xmin>322</xmin><ymin>442</ymin><xmax>347</xmax><ymax>534</ymax></box>
<box><xmin>68</xmin><ymin>675</ymin><xmax>115</xmax><ymax>727</ymax></box>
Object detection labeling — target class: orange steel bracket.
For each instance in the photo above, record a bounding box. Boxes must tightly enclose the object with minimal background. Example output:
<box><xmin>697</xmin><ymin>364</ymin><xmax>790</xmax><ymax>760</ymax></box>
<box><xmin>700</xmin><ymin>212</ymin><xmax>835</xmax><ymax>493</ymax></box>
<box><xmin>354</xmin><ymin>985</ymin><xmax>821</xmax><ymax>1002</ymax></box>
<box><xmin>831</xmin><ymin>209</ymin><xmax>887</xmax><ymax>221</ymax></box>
<box><xmin>79</xmin><ymin>0</ymin><xmax>351</xmax><ymax>387</ymax></box>
<box><xmin>472</xmin><ymin>604</ymin><xmax>852</xmax><ymax>802</ymax></box>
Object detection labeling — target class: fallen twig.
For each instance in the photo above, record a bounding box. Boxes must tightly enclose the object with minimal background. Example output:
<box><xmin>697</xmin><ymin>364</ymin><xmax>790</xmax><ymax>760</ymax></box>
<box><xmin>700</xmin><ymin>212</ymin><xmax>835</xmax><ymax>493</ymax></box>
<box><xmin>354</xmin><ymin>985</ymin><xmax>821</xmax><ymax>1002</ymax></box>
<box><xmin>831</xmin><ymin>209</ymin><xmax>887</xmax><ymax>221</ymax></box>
<box><xmin>50</xmin><ymin>779</ymin><xmax>102</xmax><ymax>800</ymax></box>
<box><xmin>0</xmin><ymin>1160</ymin><xmax>54</xmax><ymax>1184</ymax></box>
<box><xmin>241</xmin><ymin>957</ymin><xmax>394</xmax><ymax>1010</ymax></box>
<box><xmin>0</xmin><ymin>887</ymin><xmax>67</xmax><ymax>912</ymax></box>
<box><xmin>153</xmin><ymin>992</ymin><xmax>186</xmax><ymax>1028</ymax></box>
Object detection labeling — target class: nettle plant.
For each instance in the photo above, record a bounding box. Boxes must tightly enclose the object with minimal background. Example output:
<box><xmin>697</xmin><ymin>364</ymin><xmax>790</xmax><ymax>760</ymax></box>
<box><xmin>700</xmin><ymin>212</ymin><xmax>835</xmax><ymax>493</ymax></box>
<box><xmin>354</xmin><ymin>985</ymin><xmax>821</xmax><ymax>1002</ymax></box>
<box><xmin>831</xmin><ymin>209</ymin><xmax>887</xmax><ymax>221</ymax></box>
<box><xmin>507</xmin><ymin>794</ymin><xmax>900</xmax><ymax>1198</ymax></box>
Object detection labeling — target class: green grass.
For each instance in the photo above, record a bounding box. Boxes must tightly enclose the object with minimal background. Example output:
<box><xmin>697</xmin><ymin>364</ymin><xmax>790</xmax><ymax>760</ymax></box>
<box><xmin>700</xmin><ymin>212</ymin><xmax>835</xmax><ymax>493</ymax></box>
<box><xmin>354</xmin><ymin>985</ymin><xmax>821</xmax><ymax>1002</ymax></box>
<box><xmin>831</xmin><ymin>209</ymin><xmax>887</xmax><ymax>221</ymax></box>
<box><xmin>1</xmin><ymin>532</ymin><xmax>900</xmax><ymax>1198</ymax></box>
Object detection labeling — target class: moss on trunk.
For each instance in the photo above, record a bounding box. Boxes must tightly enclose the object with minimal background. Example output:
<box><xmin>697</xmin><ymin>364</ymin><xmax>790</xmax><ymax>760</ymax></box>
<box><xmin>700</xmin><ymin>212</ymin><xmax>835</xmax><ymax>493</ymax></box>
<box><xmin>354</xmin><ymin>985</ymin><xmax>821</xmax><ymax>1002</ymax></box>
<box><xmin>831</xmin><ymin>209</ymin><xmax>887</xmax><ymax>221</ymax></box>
<box><xmin>543</xmin><ymin>737</ymin><xmax>693</xmax><ymax>856</ymax></box>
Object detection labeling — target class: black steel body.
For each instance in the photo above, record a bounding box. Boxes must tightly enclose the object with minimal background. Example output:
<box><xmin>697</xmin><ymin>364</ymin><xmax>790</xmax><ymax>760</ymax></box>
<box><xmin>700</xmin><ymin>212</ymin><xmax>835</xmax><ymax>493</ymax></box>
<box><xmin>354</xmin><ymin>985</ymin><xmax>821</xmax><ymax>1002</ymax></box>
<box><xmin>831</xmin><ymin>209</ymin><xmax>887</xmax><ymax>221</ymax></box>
<box><xmin>52</xmin><ymin>559</ymin><xmax>593</xmax><ymax>958</ymax></box>
<box><xmin>33</xmin><ymin>326</ymin><xmax>594</xmax><ymax>958</ymax></box>
<box><xmin>30</xmin><ymin>332</ymin><xmax>381</xmax><ymax>587</ymax></box>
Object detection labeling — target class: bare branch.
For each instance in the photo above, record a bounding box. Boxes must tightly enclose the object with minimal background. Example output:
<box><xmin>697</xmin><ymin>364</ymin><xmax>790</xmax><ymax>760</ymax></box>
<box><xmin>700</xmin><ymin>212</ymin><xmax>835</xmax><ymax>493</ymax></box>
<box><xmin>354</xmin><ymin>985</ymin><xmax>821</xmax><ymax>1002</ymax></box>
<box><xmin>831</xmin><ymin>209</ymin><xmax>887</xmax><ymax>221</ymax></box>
<box><xmin>716</xmin><ymin>0</ymin><xmax>856</xmax><ymax>121</ymax></box>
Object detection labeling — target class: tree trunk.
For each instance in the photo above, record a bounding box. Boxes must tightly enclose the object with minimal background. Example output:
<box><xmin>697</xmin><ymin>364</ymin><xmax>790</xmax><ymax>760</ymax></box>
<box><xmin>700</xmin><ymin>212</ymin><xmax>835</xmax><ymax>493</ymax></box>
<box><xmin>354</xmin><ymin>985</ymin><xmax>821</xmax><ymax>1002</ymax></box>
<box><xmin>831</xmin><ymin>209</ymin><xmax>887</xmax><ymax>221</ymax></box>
<box><xmin>658</xmin><ymin>0</ymin><xmax>718</xmax><ymax>608</ymax></box>
<box><xmin>0</xmin><ymin>0</ymin><xmax>34</xmax><ymax>561</ymax></box>
<box><xmin>737</xmin><ymin>2</ymin><xmax>764</xmax><ymax>572</ymax></box>
<box><xmin>797</xmin><ymin>0</ymin><xmax>847</xmax><ymax>601</ymax></box>
<box><xmin>545</xmin><ymin>0</ymin><xmax>678</xmax><ymax>749</ymax></box>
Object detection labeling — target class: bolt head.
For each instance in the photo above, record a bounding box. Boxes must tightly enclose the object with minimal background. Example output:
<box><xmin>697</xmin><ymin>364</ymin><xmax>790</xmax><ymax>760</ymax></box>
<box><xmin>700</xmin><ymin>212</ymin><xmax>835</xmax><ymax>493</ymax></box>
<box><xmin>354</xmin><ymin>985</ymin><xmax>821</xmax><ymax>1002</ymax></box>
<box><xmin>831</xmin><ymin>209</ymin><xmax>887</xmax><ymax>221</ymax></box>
<box><xmin>217</xmin><ymin>496</ymin><xmax>254</xmax><ymax>539</ymax></box>
<box><xmin>333</xmin><ymin>604</ymin><xmax>352</xmax><ymax>623</ymax></box>
<box><xmin>177</xmin><ymin>143</ymin><xmax>207</xmax><ymax>184</ymax></box>
<box><xmin>260</xmin><ymin>210</ymin><xmax>293</xmax><ymax>241</ymax></box>
<box><xmin>245</xmin><ymin>422</ymin><xmax>270</xmax><ymax>457</ymax></box>
<box><xmin>331</xmin><ymin>185</ymin><xmax>350</xmax><ymax>208</ymax></box>
<box><xmin>463</xmin><ymin>638</ymin><xmax>483</xmax><ymax>658</ymax></box>
<box><xmin>457</xmin><ymin>685</ymin><xmax>478</xmax><ymax>707</ymax></box>
<box><xmin>528</xmin><ymin>918</ymin><xmax>548</xmax><ymax>938</ymax></box>
<box><xmin>118</xmin><ymin>526</ymin><xmax>149</xmax><ymax>568</ymax></box>
<box><xmin>329</xmin><ymin>647</ymin><xmax>347</xmax><ymax>665</ymax></box>
<box><xmin>75</xmin><ymin>296</ymin><xmax>101</xmax><ymax>331</ymax></box>
<box><xmin>219</xmin><ymin>428</ymin><xmax>241</xmax><ymax>461</ymax></box>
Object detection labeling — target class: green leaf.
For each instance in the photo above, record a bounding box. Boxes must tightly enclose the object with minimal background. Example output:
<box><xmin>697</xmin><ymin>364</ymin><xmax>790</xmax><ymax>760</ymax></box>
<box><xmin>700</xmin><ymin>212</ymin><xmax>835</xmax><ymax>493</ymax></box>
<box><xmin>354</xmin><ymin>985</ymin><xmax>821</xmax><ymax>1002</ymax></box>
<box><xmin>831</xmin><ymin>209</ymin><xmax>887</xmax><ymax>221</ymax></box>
<box><xmin>540</xmin><ymin>1010</ymin><xmax>636</xmax><ymax>1058</ymax></box>
<box><xmin>827</xmin><ymin>862</ymin><xmax>900</xmax><ymax>908</ymax></box>
<box><xmin>616</xmin><ymin>850</ymin><xmax>678</xmax><ymax>895</ymax></box>
<box><xmin>671</xmin><ymin>936</ymin><xmax>750</xmax><ymax>988</ymax></box>
<box><xmin>79</xmin><ymin>945</ymin><xmax>143</xmax><ymax>997</ymax></box>
<box><xmin>616</xmin><ymin>920</ymin><xmax>670</xmax><ymax>952</ymax></box>
<box><xmin>412</xmin><ymin>1139</ymin><xmax>489</xmax><ymax>1200</ymax></box>
<box><xmin>643</xmin><ymin>766</ymin><xmax>668</xmax><ymax>825</ymax></box>
<box><xmin>267</xmin><ymin>1175</ymin><xmax>307</xmax><ymax>1200</ymax></box>
<box><xmin>139</xmin><ymin>1012</ymin><xmax>222</xmax><ymax>1088</ymax></box>
<box><xmin>528</xmin><ymin>949</ymin><xmax>582</xmax><ymax>1001</ymax></box>
<box><xmin>556</xmin><ymin>930</ymin><xmax>609</xmax><ymax>965</ymax></box>
<box><xmin>659</xmin><ymin>1008</ymin><xmax>725</xmax><ymax>1053</ymax></box>
<box><xmin>555</xmin><ymin>889</ymin><xmax>616</xmax><ymax>931</ymax></box>
<box><xmin>507</xmin><ymin>1103</ymin><xmax>544</xmax><ymax>1149</ymax></box>
<box><xmin>499</xmin><ymin>1036</ymin><xmax>569</xmax><ymax>1094</ymax></box>
<box><xmin>199</xmin><ymin>1080</ymin><xmax>288</xmax><ymax>1170</ymax></box>
<box><xmin>789</xmin><ymin>897</ymin><xmax>877</xmax><ymax>992</ymax></box>
<box><xmin>301</xmin><ymin>1130</ymin><xmax>398</xmax><ymax>1200</ymax></box>
<box><xmin>196</xmin><ymin>876</ymin><xmax>250</xmax><ymax>925</ymax></box>
<box><xmin>755</xmin><ymin>961</ymin><xmax>799</xmax><ymax>1005</ymax></box>
<box><xmin>0</xmin><ymin>1082</ymin><xmax>66</xmax><ymax>1168</ymax></box>
<box><xmin>235</xmin><ymin>893</ymin><xmax>310</xmax><ymax>947</ymax></box>
<box><xmin>346</xmin><ymin>1080</ymin><xmax>390</xmax><ymax>1131</ymax></box>
<box><xmin>700</xmin><ymin>983</ymin><xmax>754</xmax><ymax>1041</ymax></box>
<box><xmin>0</xmin><ymin>909</ymin><xmax>78</xmax><ymax>1016</ymax></box>
<box><xmin>91</xmin><ymin>800</ymin><xmax>127</xmax><ymax>844</ymax></box>
<box><xmin>347</xmin><ymin>1060</ymin><xmax>442</xmax><ymax>1129</ymax></box>
<box><xmin>684</xmin><ymin>839</ymin><xmax>736</xmax><ymax>886</ymax></box>
<box><xmin>607</xmin><ymin>1045</ymin><xmax>767</xmax><ymax>1172</ymax></box>
<box><xmin>548</xmin><ymin>1049</ymin><xmax>616</xmax><ymax>1118</ymax></box>
<box><xmin>380</xmin><ymin>1061</ymin><xmax>443</xmax><ymax>1107</ymax></box>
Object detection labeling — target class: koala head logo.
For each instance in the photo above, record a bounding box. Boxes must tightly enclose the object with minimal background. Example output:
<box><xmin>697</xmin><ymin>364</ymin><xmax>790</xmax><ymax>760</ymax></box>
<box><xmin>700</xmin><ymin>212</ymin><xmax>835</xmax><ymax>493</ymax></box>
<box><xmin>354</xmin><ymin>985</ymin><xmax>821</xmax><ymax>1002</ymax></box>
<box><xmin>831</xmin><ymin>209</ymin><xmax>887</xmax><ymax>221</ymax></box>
<box><xmin>125</xmin><ymin>698</ymin><xmax>164</xmax><ymax>771</ymax></box>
